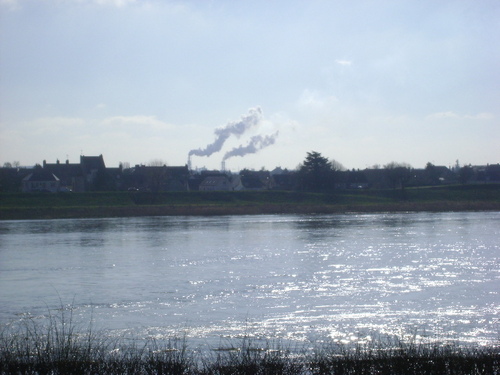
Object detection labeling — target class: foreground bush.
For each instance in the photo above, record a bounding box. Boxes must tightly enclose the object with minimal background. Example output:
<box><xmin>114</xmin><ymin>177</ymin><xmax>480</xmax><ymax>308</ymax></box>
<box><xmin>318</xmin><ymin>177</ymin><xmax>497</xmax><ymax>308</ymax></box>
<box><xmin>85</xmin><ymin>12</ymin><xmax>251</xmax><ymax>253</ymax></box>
<box><xmin>1</xmin><ymin>313</ymin><xmax>499</xmax><ymax>374</ymax></box>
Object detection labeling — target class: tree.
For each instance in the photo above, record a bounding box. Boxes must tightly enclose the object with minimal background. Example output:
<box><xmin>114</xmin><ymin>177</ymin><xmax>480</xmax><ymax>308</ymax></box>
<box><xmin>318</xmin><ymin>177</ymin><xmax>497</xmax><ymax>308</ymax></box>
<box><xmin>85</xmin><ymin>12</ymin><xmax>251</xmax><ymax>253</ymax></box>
<box><xmin>384</xmin><ymin>162</ymin><xmax>412</xmax><ymax>190</ymax></box>
<box><xmin>2</xmin><ymin>161</ymin><xmax>20</xmax><ymax>168</ymax></box>
<box><xmin>148</xmin><ymin>159</ymin><xmax>166</xmax><ymax>167</ymax></box>
<box><xmin>298</xmin><ymin>151</ymin><xmax>334</xmax><ymax>191</ymax></box>
<box><xmin>459</xmin><ymin>165</ymin><xmax>474</xmax><ymax>184</ymax></box>
<box><xmin>94</xmin><ymin>168</ymin><xmax>116</xmax><ymax>191</ymax></box>
<box><xmin>330</xmin><ymin>159</ymin><xmax>346</xmax><ymax>172</ymax></box>
<box><xmin>147</xmin><ymin>159</ymin><xmax>168</xmax><ymax>192</ymax></box>
<box><xmin>425</xmin><ymin>162</ymin><xmax>440</xmax><ymax>185</ymax></box>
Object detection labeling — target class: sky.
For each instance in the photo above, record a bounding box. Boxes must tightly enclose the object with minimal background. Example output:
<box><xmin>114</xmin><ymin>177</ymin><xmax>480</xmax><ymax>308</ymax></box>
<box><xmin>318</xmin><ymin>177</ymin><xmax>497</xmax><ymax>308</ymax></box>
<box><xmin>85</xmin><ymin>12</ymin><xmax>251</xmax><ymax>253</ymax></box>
<box><xmin>1</xmin><ymin>0</ymin><xmax>499</xmax><ymax>171</ymax></box>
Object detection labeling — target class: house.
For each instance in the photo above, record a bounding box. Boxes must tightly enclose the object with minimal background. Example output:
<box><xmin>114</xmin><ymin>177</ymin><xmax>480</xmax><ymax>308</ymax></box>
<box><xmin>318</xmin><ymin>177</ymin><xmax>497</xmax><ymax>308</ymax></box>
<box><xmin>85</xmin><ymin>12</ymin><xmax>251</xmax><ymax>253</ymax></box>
<box><xmin>0</xmin><ymin>167</ymin><xmax>29</xmax><ymax>192</ymax></box>
<box><xmin>80</xmin><ymin>155</ymin><xmax>112</xmax><ymax>190</ymax></box>
<box><xmin>485</xmin><ymin>164</ymin><xmax>500</xmax><ymax>182</ymax></box>
<box><xmin>271</xmin><ymin>170</ymin><xmax>298</xmax><ymax>190</ymax></box>
<box><xmin>42</xmin><ymin>155</ymin><xmax>109</xmax><ymax>191</ymax></box>
<box><xmin>474</xmin><ymin>164</ymin><xmax>500</xmax><ymax>183</ymax></box>
<box><xmin>43</xmin><ymin>159</ymin><xmax>85</xmax><ymax>192</ymax></box>
<box><xmin>164</xmin><ymin>166</ymin><xmax>190</xmax><ymax>191</ymax></box>
<box><xmin>199</xmin><ymin>176</ymin><xmax>232</xmax><ymax>191</ymax></box>
<box><xmin>346</xmin><ymin>170</ymin><xmax>369</xmax><ymax>189</ymax></box>
<box><xmin>125</xmin><ymin>165</ymin><xmax>190</xmax><ymax>192</ymax></box>
<box><xmin>239</xmin><ymin>170</ymin><xmax>275</xmax><ymax>190</ymax></box>
<box><xmin>22</xmin><ymin>168</ymin><xmax>61</xmax><ymax>192</ymax></box>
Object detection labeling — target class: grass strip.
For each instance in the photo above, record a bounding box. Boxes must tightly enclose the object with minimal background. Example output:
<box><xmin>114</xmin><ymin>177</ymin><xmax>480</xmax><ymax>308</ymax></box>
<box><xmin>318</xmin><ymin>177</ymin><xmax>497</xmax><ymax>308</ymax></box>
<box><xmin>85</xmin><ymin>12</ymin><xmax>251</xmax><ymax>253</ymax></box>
<box><xmin>1</xmin><ymin>310</ymin><xmax>499</xmax><ymax>374</ymax></box>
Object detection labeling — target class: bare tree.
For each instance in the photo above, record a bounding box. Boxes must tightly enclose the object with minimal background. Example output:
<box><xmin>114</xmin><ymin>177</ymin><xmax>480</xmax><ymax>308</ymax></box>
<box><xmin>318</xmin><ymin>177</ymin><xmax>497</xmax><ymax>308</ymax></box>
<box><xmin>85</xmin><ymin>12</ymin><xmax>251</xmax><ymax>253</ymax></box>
<box><xmin>119</xmin><ymin>161</ymin><xmax>131</xmax><ymax>170</ymax></box>
<box><xmin>330</xmin><ymin>159</ymin><xmax>346</xmax><ymax>172</ymax></box>
<box><xmin>148</xmin><ymin>159</ymin><xmax>167</xmax><ymax>167</ymax></box>
<box><xmin>2</xmin><ymin>161</ymin><xmax>20</xmax><ymax>168</ymax></box>
<box><xmin>384</xmin><ymin>162</ymin><xmax>413</xmax><ymax>189</ymax></box>
<box><xmin>147</xmin><ymin>159</ymin><xmax>168</xmax><ymax>192</ymax></box>
<box><xmin>459</xmin><ymin>165</ymin><xmax>474</xmax><ymax>184</ymax></box>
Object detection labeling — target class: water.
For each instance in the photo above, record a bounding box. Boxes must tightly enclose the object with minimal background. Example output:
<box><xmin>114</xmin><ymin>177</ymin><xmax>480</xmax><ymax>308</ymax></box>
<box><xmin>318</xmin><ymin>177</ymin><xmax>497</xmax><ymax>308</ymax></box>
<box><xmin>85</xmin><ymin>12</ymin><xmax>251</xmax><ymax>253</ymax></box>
<box><xmin>0</xmin><ymin>212</ymin><xmax>499</xmax><ymax>349</ymax></box>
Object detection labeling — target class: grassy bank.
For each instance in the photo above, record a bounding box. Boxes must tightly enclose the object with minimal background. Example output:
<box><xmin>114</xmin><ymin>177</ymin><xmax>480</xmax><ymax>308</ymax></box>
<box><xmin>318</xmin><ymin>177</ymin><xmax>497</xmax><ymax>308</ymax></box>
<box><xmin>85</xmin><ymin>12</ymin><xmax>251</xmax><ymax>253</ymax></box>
<box><xmin>1</xmin><ymin>313</ymin><xmax>498</xmax><ymax>375</ymax></box>
<box><xmin>1</xmin><ymin>184</ymin><xmax>500</xmax><ymax>220</ymax></box>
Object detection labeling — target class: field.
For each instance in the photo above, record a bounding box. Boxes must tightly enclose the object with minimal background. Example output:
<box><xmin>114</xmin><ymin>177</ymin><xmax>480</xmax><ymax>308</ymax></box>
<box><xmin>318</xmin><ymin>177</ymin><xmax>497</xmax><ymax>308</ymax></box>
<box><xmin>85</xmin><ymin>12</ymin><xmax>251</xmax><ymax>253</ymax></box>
<box><xmin>1</xmin><ymin>184</ymin><xmax>500</xmax><ymax>220</ymax></box>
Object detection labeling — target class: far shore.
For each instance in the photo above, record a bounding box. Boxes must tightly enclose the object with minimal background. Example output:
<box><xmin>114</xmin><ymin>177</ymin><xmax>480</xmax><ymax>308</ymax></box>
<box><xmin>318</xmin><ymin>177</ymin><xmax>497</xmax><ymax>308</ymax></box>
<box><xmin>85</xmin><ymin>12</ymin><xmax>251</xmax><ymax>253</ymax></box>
<box><xmin>2</xmin><ymin>201</ymin><xmax>500</xmax><ymax>220</ymax></box>
<box><xmin>2</xmin><ymin>185</ymin><xmax>500</xmax><ymax>220</ymax></box>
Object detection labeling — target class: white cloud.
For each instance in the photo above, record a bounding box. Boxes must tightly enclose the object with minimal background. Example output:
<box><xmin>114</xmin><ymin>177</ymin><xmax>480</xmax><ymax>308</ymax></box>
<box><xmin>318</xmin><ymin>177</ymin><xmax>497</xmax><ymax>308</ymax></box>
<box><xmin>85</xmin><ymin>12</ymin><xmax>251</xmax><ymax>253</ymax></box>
<box><xmin>297</xmin><ymin>89</ymin><xmax>338</xmax><ymax>111</ymax></box>
<box><xmin>0</xmin><ymin>0</ymin><xmax>20</xmax><ymax>10</ymax></box>
<box><xmin>91</xmin><ymin>0</ymin><xmax>136</xmax><ymax>7</ymax></box>
<box><xmin>426</xmin><ymin>111</ymin><xmax>460</xmax><ymax>120</ymax></box>
<box><xmin>102</xmin><ymin>115</ymin><xmax>173</xmax><ymax>131</ymax></box>
<box><xmin>1</xmin><ymin>0</ymin><xmax>141</xmax><ymax>9</ymax></box>
<box><xmin>465</xmin><ymin>113</ymin><xmax>494</xmax><ymax>120</ymax></box>
<box><xmin>27</xmin><ymin>117</ymin><xmax>86</xmax><ymax>134</ymax></box>
<box><xmin>426</xmin><ymin>111</ymin><xmax>494</xmax><ymax>121</ymax></box>
<box><xmin>335</xmin><ymin>59</ymin><xmax>352</xmax><ymax>66</ymax></box>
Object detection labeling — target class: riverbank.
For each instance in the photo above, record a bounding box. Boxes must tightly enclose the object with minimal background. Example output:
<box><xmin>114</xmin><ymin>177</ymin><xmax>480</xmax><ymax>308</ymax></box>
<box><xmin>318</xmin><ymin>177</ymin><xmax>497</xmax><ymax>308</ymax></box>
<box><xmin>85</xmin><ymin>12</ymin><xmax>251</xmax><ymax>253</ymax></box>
<box><xmin>1</xmin><ymin>184</ymin><xmax>500</xmax><ymax>220</ymax></box>
<box><xmin>1</xmin><ymin>317</ymin><xmax>498</xmax><ymax>375</ymax></box>
<box><xmin>2</xmin><ymin>201</ymin><xmax>500</xmax><ymax>220</ymax></box>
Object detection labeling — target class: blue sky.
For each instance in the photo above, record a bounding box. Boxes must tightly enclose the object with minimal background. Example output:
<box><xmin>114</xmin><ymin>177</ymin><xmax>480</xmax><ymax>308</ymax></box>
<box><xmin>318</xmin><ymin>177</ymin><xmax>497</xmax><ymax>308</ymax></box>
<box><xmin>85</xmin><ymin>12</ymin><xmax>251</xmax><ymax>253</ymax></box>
<box><xmin>1</xmin><ymin>0</ymin><xmax>498</xmax><ymax>171</ymax></box>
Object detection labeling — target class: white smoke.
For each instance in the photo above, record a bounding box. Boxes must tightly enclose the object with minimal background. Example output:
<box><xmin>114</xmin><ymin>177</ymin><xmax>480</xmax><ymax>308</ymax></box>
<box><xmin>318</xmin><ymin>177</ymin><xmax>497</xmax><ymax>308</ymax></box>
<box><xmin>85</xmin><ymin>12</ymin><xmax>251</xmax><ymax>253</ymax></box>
<box><xmin>222</xmin><ymin>131</ymin><xmax>279</xmax><ymax>161</ymax></box>
<box><xmin>188</xmin><ymin>107</ymin><xmax>263</xmax><ymax>158</ymax></box>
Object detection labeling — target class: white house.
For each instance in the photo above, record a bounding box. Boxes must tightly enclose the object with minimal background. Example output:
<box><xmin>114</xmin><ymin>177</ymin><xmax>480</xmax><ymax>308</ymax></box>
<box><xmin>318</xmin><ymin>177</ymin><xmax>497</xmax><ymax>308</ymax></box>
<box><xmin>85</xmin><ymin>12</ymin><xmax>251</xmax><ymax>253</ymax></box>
<box><xmin>199</xmin><ymin>176</ymin><xmax>232</xmax><ymax>191</ymax></box>
<box><xmin>22</xmin><ymin>169</ymin><xmax>61</xmax><ymax>192</ymax></box>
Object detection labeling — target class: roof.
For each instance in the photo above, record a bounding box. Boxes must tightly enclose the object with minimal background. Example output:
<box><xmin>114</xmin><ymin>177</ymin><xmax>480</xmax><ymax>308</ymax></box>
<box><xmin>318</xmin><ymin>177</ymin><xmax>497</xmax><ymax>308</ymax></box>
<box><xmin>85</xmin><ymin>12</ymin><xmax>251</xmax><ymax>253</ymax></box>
<box><xmin>166</xmin><ymin>166</ymin><xmax>189</xmax><ymax>177</ymax></box>
<box><xmin>23</xmin><ymin>169</ymin><xmax>60</xmax><ymax>182</ymax></box>
<box><xmin>80</xmin><ymin>155</ymin><xmax>106</xmax><ymax>171</ymax></box>
<box><xmin>199</xmin><ymin>176</ymin><xmax>230</xmax><ymax>187</ymax></box>
<box><xmin>43</xmin><ymin>162</ymin><xmax>83</xmax><ymax>178</ymax></box>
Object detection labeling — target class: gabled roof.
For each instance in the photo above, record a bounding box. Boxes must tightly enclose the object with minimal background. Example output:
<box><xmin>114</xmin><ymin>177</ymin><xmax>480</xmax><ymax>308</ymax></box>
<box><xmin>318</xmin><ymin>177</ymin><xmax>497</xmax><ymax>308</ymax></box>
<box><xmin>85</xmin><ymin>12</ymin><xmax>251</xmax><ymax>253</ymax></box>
<box><xmin>166</xmin><ymin>166</ymin><xmax>189</xmax><ymax>177</ymax></box>
<box><xmin>199</xmin><ymin>176</ymin><xmax>230</xmax><ymax>187</ymax></box>
<box><xmin>44</xmin><ymin>162</ymin><xmax>83</xmax><ymax>177</ymax></box>
<box><xmin>131</xmin><ymin>165</ymin><xmax>167</xmax><ymax>177</ymax></box>
<box><xmin>23</xmin><ymin>169</ymin><xmax>60</xmax><ymax>182</ymax></box>
<box><xmin>80</xmin><ymin>155</ymin><xmax>106</xmax><ymax>171</ymax></box>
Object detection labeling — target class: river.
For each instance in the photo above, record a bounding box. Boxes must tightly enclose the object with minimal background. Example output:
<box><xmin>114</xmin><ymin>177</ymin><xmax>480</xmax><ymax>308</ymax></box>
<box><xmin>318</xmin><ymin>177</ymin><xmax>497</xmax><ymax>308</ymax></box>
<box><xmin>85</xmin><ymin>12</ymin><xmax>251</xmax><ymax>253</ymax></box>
<box><xmin>0</xmin><ymin>212</ymin><xmax>498</xmax><ymax>349</ymax></box>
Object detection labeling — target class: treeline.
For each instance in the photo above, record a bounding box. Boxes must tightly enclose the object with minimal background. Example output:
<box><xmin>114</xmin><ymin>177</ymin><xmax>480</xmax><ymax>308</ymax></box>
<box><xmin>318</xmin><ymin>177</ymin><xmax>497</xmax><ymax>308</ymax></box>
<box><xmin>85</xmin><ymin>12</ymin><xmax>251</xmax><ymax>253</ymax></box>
<box><xmin>273</xmin><ymin>151</ymin><xmax>500</xmax><ymax>192</ymax></box>
<box><xmin>1</xmin><ymin>152</ymin><xmax>499</xmax><ymax>193</ymax></box>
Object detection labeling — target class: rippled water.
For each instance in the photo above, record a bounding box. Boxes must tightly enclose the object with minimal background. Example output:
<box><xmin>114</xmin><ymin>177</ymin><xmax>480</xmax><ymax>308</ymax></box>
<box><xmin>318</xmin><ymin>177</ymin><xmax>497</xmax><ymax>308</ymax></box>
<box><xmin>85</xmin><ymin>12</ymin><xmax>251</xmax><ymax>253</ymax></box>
<box><xmin>0</xmin><ymin>212</ymin><xmax>499</xmax><ymax>349</ymax></box>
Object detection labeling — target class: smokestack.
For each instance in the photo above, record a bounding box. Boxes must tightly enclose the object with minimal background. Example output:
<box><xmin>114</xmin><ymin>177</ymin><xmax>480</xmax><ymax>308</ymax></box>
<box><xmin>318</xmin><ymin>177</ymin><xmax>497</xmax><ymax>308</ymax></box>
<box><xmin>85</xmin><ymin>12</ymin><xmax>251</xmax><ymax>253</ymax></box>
<box><xmin>221</xmin><ymin>161</ymin><xmax>226</xmax><ymax>171</ymax></box>
<box><xmin>188</xmin><ymin>107</ymin><xmax>263</xmax><ymax>159</ymax></box>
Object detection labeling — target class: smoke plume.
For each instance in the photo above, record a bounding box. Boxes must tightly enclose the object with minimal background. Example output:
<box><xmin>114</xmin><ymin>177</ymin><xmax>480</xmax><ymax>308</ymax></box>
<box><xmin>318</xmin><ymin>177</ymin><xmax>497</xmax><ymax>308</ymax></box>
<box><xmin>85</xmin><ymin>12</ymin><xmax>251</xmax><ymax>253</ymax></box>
<box><xmin>222</xmin><ymin>131</ymin><xmax>279</xmax><ymax>161</ymax></box>
<box><xmin>188</xmin><ymin>107</ymin><xmax>263</xmax><ymax>158</ymax></box>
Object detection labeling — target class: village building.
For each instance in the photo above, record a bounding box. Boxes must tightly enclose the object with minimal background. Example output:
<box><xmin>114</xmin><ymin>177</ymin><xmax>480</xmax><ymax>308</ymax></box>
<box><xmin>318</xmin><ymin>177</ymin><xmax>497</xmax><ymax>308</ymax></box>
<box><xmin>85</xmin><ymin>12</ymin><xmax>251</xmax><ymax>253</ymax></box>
<box><xmin>22</xmin><ymin>168</ymin><xmax>61</xmax><ymax>193</ymax></box>
<box><xmin>199</xmin><ymin>175</ymin><xmax>232</xmax><ymax>191</ymax></box>
<box><xmin>124</xmin><ymin>165</ymin><xmax>190</xmax><ymax>192</ymax></box>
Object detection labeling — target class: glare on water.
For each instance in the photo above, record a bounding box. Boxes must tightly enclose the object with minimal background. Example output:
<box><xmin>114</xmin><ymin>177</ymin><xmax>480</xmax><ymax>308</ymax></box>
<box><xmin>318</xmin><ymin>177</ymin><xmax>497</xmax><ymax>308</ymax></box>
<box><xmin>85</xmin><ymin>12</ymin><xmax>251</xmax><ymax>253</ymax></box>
<box><xmin>0</xmin><ymin>212</ymin><xmax>499</xmax><ymax>349</ymax></box>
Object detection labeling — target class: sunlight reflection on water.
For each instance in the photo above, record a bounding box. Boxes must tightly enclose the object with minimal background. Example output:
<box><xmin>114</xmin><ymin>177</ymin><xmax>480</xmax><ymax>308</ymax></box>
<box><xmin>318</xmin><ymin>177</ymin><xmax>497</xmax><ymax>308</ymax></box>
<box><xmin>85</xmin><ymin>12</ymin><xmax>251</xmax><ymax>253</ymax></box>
<box><xmin>0</xmin><ymin>212</ymin><xmax>499</xmax><ymax>350</ymax></box>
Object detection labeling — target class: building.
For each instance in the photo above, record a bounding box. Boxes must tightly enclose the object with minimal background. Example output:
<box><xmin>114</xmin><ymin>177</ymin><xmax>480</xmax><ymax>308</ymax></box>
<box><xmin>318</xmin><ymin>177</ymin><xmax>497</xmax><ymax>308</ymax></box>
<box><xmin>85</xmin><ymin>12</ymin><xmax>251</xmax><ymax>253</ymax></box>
<box><xmin>124</xmin><ymin>165</ymin><xmax>190</xmax><ymax>192</ymax></box>
<box><xmin>22</xmin><ymin>168</ymin><xmax>61</xmax><ymax>192</ymax></box>
<box><xmin>42</xmin><ymin>155</ymin><xmax>109</xmax><ymax>191</ymax></box>
<box><xmin>43</xmin><ymin>159</ymin><xmax>84</xmax><ymax>192</ymax></box>
<box><xmin>199</xmin><ymin>176</ymin><xmax>232</xmax><ymax>191</ymax></box>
